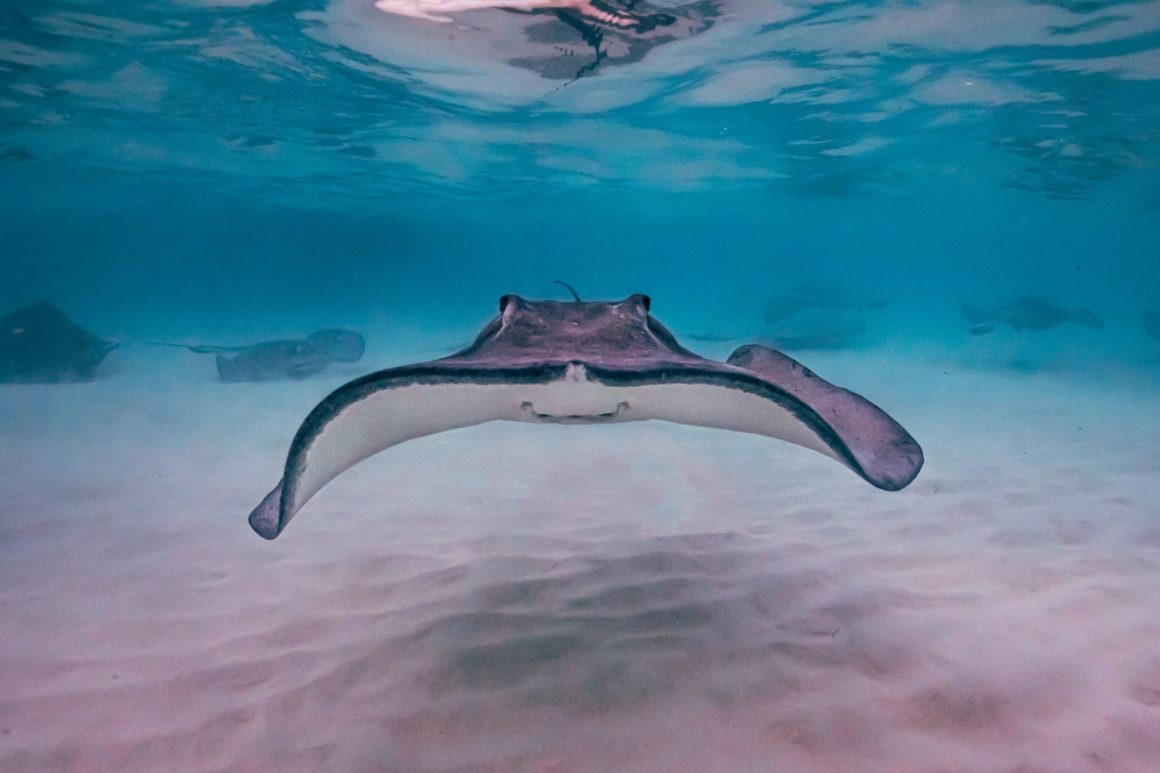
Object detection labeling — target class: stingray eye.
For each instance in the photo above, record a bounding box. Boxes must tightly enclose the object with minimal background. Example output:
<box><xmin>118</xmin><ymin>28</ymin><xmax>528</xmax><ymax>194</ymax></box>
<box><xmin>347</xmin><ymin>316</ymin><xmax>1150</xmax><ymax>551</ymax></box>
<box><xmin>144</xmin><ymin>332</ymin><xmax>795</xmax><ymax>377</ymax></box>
<box><xmin>632</xmin><ymin>293</ymin><xmax>651</xmax><ymax>312</ymax></box>
<box><xmin>499</xmin><ymin>294</ymin><xmax>515</xmax><ymax>312</ymax></box>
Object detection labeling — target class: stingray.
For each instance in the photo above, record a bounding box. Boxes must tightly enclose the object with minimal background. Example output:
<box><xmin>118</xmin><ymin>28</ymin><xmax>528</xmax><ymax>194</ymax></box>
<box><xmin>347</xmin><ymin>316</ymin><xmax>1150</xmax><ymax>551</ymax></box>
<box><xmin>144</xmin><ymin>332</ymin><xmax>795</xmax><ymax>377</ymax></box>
<box><xmin>247</xmin><ymin>293</ymin><xmax>923</xmax><ymax>540</ymax></box>
<box><xmin>961</xmin><ymin>297</ymin><xmax>1104</xmax><ymax>335</ymax></box>
<box><xmin>763</xmin><ymin>285</ymin><xmax>886</xmax><ymax>326</ymax></box>
<box><xmin>146</xmin><ymin>329</ymin><xmax>366</xmax><ymax>382</ymax></box>
<box><xmin>1143</xmin><ymin>308</ymin><xmax>1160</xmax><ymax>343</ymax></box>
<box><xmin>0</xmin><ymin>302</ymin><xmax>118</xmax><ymax>383</ymax></box>
<box><xmin>760</xmin><ymin>306</ymin><xmax>870</xmax><ymax>351</ymax></box>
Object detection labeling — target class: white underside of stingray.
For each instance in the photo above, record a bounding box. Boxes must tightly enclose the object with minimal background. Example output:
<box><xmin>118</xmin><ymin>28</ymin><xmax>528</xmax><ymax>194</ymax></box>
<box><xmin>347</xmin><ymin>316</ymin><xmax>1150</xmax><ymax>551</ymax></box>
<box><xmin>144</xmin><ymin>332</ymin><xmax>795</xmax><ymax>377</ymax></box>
<box><xmin>248</xmin><ymin>294</ymin><xmax>923</xmax><ymax>540</ymax></box>
<box><xmin>272</xmin><ymin>364</ymin><xmax>840</xmax><ymax>519</ymax></box>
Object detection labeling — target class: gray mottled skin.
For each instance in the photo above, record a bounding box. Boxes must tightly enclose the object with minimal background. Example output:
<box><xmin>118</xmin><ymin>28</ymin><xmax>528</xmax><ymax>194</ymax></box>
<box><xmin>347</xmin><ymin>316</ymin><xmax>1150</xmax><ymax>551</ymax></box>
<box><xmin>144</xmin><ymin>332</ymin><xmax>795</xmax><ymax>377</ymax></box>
<box><xmin>214</xmin><ymin>330</ymin><xmax>366</xmax><ymax>382</ymax></box>
<box><xmin>249</xmin><ymin>294</ymin><xmax>923</xmax><ymax>539</ymax></box>
<box><xmin>305</xmin><ymin>329</ymin><xmax>366</xmax><ymax>363</ymax></box>
<box><xmin>216</xmin><ymin>340</ymin><xmax>328</xmax><ymax>383</ymax></box>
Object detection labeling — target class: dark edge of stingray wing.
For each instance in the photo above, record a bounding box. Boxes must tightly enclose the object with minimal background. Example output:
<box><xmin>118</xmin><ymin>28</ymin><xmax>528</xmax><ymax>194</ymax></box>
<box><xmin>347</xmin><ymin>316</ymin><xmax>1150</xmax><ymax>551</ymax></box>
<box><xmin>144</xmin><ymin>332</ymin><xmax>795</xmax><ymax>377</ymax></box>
<box><xmin>248</xmin><ymin>362</ymin><xmax>567</xmax><ymax>539</ymax></box>
<box><xmin>724</xmin><ymin>344</ymin><xmax>924</xmax><ymax>491</ymax></box>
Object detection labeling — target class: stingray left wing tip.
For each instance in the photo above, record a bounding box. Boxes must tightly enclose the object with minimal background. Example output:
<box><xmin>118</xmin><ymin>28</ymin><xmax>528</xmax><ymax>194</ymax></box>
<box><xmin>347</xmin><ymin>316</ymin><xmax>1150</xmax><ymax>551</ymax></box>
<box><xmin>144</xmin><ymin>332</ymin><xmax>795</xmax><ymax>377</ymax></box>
<box><xmin>248</xmin><ymin>482</ymin><xmax>285</xmax><ymax>540</ymax></box>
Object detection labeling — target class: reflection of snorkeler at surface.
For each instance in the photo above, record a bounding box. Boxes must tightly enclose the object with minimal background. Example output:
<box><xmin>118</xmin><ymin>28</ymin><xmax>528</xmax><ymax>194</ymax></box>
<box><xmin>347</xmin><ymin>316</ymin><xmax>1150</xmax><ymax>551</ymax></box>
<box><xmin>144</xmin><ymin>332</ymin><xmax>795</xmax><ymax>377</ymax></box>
<box><xmin>374</xmin><ymin>0</ymin><xmax>673</xmax><ymax>29</ymax></box>
<box><xmin>373</xmin><ymin>0</ymin><xmax>717</xmax><ymax>81</ymax></box>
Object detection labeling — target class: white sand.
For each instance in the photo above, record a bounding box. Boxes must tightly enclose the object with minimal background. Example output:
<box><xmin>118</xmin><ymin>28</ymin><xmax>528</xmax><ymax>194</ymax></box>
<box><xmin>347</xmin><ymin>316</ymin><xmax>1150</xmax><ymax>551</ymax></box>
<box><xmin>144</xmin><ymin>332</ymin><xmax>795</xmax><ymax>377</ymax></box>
<box><xmin>1</xmin><ymin>340</ymin><xmax>1159</xmax><ymax>772</ymax></box>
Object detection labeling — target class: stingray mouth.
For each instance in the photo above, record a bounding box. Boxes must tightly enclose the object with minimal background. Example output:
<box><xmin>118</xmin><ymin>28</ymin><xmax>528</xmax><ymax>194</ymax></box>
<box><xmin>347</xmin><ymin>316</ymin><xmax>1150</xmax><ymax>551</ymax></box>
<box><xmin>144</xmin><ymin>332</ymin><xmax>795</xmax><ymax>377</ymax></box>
<box><xmin>521</xmin><ymin>400</ymin><xmax>628</xmax><ymax>423</ymax></box>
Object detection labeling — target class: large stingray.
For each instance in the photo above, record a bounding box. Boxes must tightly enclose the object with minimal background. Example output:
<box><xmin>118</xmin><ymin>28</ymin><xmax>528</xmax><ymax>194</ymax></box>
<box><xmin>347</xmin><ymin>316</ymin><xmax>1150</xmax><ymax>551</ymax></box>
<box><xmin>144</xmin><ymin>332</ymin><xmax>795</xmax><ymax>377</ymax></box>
<box><xmin>0</xmin><ymin>302</ymin><xmax>118</xmax><ymax>383</ymax></box>
<box><xmin>248</xmin><ymin>294</ymin><xmax>923</xmax><ymax>540</ymax></box>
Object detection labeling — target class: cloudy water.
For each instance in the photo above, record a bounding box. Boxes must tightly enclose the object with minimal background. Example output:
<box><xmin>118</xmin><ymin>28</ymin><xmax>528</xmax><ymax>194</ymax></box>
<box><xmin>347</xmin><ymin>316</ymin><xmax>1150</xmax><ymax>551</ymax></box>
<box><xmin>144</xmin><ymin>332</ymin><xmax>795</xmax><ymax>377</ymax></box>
<box><xmin>2</xmin><ymin>2</ymin><xmax>1160</xmax><ymax>772</ymax></box>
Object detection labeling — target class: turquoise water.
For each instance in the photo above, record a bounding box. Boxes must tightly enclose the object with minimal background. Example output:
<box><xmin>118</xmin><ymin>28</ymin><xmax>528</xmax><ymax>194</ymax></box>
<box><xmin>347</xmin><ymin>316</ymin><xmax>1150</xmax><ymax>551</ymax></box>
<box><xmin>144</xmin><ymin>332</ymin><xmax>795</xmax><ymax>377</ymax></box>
<box><xmin>3</xmin><ymin>4</ymin><xmax>1160</xmax><ymax>771</ymax></box>
<box><xmin>2</xmin><ymin>0</ymin><xmax>1157</xmax><ymax>345</ymax></box>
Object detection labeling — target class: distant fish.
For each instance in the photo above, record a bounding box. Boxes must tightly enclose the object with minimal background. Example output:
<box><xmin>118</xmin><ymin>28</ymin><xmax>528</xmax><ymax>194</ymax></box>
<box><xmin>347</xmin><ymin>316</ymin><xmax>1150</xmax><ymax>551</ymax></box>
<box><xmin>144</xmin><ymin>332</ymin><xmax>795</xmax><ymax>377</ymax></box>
<box><xmin>146</xmin><ymin>329</ymin><xmax>366</xmax><ymax>382</ymax></box>
<box><xmin>0</xmin><ymin>302</ymin><xmax>118</xmax><ymax>383</ymax></box>
<box><xmin>961</xmin><ymin>297</ymin><xmax>1104</xmax><ymax>335</ymax></box>
<box><xmin>1143</xmin><ymin>308</ymin><xmax>1160</xmax><ymax>342</ymax></box>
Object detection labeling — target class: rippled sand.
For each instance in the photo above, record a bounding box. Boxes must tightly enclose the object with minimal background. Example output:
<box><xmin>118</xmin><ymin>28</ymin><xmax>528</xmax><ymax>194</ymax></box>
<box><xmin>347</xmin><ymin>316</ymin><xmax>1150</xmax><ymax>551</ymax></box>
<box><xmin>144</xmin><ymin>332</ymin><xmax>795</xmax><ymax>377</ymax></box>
<box><xmin>1</xmin><ymin>344</ymin><xmax>1158</xmax><ymax>772</ymax></box>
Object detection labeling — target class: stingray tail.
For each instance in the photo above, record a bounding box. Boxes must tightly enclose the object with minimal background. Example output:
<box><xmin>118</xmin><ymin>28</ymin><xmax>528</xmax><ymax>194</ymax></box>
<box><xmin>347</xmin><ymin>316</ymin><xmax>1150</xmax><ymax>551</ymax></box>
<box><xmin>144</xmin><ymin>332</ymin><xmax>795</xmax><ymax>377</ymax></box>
<box><xmin>216</xmin><ymin>354</ymin><xmax>239</xmax><ymax>382</ymax></box>
<box><xmin>553</xmin><ymin>280</ymin><xmax>583</xmax><ymax>303</ymax></box>
<box><xmin>1069</xmin><ymin>309</ymin><xmax>1104</xmax><ymax>329</ymax></box>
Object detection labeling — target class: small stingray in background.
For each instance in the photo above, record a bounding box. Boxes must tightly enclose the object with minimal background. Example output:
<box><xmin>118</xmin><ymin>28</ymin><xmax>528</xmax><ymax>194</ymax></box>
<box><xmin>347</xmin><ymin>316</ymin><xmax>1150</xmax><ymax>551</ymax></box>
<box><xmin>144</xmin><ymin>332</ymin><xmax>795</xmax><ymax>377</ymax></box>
<box><xmin>0</xmin><ymin>302</ymin><xmax>119</xmax><ymax>383</ymax></box>
<box><xmin>756</xmin><ymin>285</ymin><xmax>884</xmax><ymax>350</ymax></box>
<box><xmin>1142</xmin><ymin>308</ymin><xmax>1160</xmax><ymax>342</ymax></box>
<box><xmin>762</xmin><ymin>284</ymin><xmax>886</xmax><ymax>326</ymax></box>
<box><xmin>961</xmin><ymin>297</ymin><xmax>1104</xmax><ymax>335</ymax></box>
<box><xmin>683</xmin><ymin>286</ymin><xmax>880</xmax><ymax>350</ymax></box>
<box><xmin>760</xmin><ymin>306</ymin><xmax>870</xmax><ymax>351</ymax></box>
<box><xmin>146</xmin><ymin>329</ymin><xmax>366</xmax><ymax>382</ymax></box>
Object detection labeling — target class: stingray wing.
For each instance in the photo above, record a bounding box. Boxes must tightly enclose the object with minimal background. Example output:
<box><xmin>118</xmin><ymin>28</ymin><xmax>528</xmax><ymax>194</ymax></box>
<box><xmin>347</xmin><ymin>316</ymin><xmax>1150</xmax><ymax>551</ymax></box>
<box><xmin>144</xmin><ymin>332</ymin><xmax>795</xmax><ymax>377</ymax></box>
<box><xmin>249</xmin><ymin>364</ymin><xmax>565</xmax><ymax>539</ymax></box>
<box><xmin>568</xmin><ymin>349</ymin><xmax>922</xmax><ymax>495</ymax></box>
<box><xmin>249</xmin><ymin>349</ymin><xmax>923</xmax><ymax>540</ymax></box>
<box><xmin>720</xmin><ymin>345</ymin><xmax>923</xmax><ymax>491</ymax></box>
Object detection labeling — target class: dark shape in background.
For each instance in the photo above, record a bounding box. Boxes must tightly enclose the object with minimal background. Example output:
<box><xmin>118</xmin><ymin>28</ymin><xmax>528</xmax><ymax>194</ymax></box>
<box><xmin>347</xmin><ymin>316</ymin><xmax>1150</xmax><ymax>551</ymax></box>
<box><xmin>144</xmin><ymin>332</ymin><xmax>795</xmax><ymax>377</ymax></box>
<box><xmin>760</xmin><ymin>285</ymin><xmax>885</xmax><ymax>350</ymax></box>
<box><xmin>1142</xmin><ymin>308</ymin><xmax>1160</xmax><ymax>342</ymax></box>
<box><xmin>0</xmin><ymin>302</ymin><xmax>118</xmax><ymax>383</ymax></box>
<box><xmin>961</xmin><ymin>297</ymin><xmax>1104</xmax><ymax>335</ymax></box>
<box><xmin>146</xmin><ymin>329</ymin><xmax>366</xmax><ymax>382</ymax></box>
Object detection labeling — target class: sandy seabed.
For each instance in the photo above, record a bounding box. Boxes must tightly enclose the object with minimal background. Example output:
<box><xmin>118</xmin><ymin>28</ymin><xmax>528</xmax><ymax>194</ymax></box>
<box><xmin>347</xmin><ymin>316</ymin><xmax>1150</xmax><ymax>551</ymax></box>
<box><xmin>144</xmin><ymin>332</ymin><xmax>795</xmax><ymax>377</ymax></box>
<box><xmin>1</xmin><ymin>341</ymin><xmax>1159</xmax><ymax>773</ymax></box>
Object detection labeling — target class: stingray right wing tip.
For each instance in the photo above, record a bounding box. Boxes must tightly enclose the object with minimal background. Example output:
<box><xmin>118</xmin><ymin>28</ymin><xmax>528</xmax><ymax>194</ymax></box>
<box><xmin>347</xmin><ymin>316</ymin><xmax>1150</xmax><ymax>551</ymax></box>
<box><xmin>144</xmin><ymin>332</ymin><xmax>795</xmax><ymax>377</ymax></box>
<box><xmin>867</xmin><ymin>440</ymin><xmax>924</xmax><ymax>491</ymax></box>
<box><xmin>248</xmin><ymin>482</ymin><xmax>285</xmax><ymax>540</ymax></box>
<box><xmin>727</xmin><ymin>342</ymin><xmax>925</xmax><ymax>491</ymax></box>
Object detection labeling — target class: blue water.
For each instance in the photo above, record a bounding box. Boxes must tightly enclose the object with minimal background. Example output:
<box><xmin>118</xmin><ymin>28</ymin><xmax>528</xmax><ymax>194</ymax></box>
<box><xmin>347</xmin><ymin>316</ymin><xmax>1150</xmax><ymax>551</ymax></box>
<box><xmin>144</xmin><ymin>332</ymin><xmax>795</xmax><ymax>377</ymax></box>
<box><xmin>2</xmin><ymin>0</ymin><xmax>1158</xmax><ymax>343</ymax></box>
<box><xmin>2</xmin><ymin>2</ymin><xmax>1160</xmax><ymax>771</ymax></box>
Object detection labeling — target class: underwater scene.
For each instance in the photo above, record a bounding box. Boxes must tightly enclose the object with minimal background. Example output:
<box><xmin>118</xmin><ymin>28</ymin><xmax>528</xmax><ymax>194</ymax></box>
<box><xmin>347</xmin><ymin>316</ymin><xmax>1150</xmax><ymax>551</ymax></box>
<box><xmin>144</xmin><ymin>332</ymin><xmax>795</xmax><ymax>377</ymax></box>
<box><xmin>2</xmin><ymin>1</ymin><xmax>1160</xmax><ymax>771</ymax></box>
